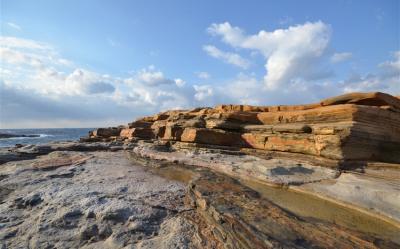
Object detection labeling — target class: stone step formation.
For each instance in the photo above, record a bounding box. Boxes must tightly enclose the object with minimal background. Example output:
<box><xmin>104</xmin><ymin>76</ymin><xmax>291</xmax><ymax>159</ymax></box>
<box><xmin>86</xmin><ymin>92</ymin><xmax>400</xmax><ymax>167</ymax></box>
<box><xmin>2</xmin><ymin>92</ymin><xmax>399</xmax><ymax>249</ymax></box>
<box><xmin>81</xmin><ymin>92</ymin><xmax>400</xmax><ymax>249</ymax></box>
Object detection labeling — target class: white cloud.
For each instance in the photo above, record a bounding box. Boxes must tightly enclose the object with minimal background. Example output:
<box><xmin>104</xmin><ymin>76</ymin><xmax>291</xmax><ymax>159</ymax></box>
<box><xmin>207</xmin><ymin>21</ymin><xmax>331</xmax><ymax>89</ymax></box>
<box><xmin>0</xmin><ymin>36</ymin><xmax>194</xmax><ymax>128</ymax></box>
<box><xmin>120</xmin><ymin>69</ymin><xmax>192</xmax><ymax>110</ymax></box>
<box><xmin>7</xmin><ymin>22</ymin><xmax>22</xmax><ymax>30</ymax></box>
<box><xmin>65</xmin><ymin>69</ymin><xmax>116</xmax><ymax>95</ymax></box>
<box><xmin>0</xmin><ymin>36</ymin><xmax>50</xmax><ymax>50</ymax></box>
<box><xmin>193</xmin><ymin>85</ymin><xmax>214</xmax><ymax>101</ymax></box>
<box><xmin>331</xmin><ymin>52</ymin><xmax>352</xmax><ymax>63</ymax></box>
<box><xmin>343</xmin><ymin>51</ymin><xmax>400</xmax><ymax>94</ymax></box>
<box><xmin>379</xmin><ymin>51</ymin><xmax>400</xmax><ymax>76</ymax></box>
<box><xmin>196</xmin><ymin>71</ymin><xmax>210</xmax><ymax>79</ymax></box>
<box><xmin>203</xmin><ymin>45</ymin><xmax>250</xmax><ymax>69</ymax></box>
<box><xmin>1</xmin><ymin>34</ymin><xmax>399</xmax><ymax>128</ymax></box>
<box><xmin>127</xmin><ymin>66</ymin><xmax>177</xmax><ymax>86</ymax></box>
<box><xmin>0</xmin><ymin>47</ymin><xmax>44</xmax><ymax>67</ymax></box>
<box><xmin>174</xmin><ymin>78</ymin><xmax>186</xmax><ymax>87</ymax></box>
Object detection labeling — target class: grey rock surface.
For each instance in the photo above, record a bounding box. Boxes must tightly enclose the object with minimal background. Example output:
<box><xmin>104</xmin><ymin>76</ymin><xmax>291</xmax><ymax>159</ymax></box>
<box><xmin>132</xmin><ymin>143</ymin><xmax>339</xmax><ymax>185</ymax></box>
<box><xmin>0</xmin><ymin>150</ymin><xmax>201</xmax><ymax>249</ymax></box>
<box><xmin>0</xmin><ymin>141</ymin><xmax>125</xmax><ymax>164</ymax></box>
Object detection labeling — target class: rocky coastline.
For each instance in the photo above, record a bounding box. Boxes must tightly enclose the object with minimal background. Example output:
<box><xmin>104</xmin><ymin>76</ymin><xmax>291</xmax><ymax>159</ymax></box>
<box><xmin>1</xmin><ymin>92</ymin><xmax>400</xmax><ymax>248</ymax></box>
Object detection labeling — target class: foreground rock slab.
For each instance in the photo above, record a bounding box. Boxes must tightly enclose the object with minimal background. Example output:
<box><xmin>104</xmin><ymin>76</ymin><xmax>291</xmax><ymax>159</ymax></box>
<box><xmin>0</xmin><ymin>150</ymin><xmax>210</xmax><ymax>249</ymax></box>
<box><xmin>187</xmin><ymin>171</ymin><xmax>399</xmax><ymax>249</ymax></box>
<box><xmin>130</xmin><ymin>142</ymin><xmax>400</xmax><ymax>227</ymax></box>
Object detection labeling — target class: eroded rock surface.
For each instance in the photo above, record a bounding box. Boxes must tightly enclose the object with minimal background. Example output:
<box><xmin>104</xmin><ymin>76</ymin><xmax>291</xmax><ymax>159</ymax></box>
<box><xmin>88</xmin><ymin>91</ymin><xmax>400</xmax><ymax>165</ymax></box>
<box><xmin>2</xmin><ymin>92</ymin><xmax>400</xmax><ymax>248</ymax></box>
<box><xmin>186</xmin><ymin>170</ymin><xmax>399</xmax><ymax>249</ymax></box>
<box><xmin>0</xmin><ymin>150</ymin><xmax>208</xmax><ymax>249</ymax></box>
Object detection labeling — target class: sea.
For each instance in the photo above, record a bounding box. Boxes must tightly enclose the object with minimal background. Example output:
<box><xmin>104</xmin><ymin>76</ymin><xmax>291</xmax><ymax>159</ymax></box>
<box><xmin>0</xmin><ymin>128</ymin><xmax>93</xmax><ymax>148</ymax></box>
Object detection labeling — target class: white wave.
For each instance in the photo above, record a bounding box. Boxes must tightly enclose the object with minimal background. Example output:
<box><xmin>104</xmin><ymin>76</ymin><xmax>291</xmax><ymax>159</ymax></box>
<box><xmin>38</xmin><ymin>134</ymin><xmax>54</xmax><ymax>137</ymax></box>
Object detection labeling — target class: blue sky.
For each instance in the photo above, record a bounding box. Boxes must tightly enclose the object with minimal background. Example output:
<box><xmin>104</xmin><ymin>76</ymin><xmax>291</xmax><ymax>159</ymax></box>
<box><xmin>1</xmin><ymin>0</ymin><xmax>399</xmax><ymax>128</ymax></box>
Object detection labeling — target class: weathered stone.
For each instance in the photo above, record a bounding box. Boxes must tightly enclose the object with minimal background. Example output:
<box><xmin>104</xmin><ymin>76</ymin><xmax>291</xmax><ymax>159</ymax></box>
<box><xmin>163</xmin><ymin>125</ymin><xmax>184</xmax><ymax>141</ymax></box>
<box><xmin>187</xmin><ymin>171</ymin><xmax>394</xmax><ymax>249</ymax></box>
<box><xmin>93</xmin><ymin>127</ymin><xmax>121</xmax><ymax>138</ymax></box>
<box><xmin>181</xmin><ymin>128</ymin><xmax>244</xmax><ymax>147</ymax></box>
<box><xmin>256</xmin><ymin>104</ymin><xmax>358</xmax><ymax>125</ymax></box>
<box><xmin>320</xmin><ymin>92</ymin><xmax>400</xmax><ymax>110</ymax></box>
<box><xmin>120</xmin><ymin>128</ymin><xmax>135</xmax><ymax>138</ymax></box>
<box><xmin>86</xmin><ymin>92</ymin><xmax>400</xmax><ymax>164</ymax></box>
<box><xmin>120</xmin><ymin>127</ymin><xmax>154</xmax><ymax>139</ymax></box>
<box><xmin>128</xmin><ymin>120</ymin><xmax>153</xmax><ymax>129</ymax></box>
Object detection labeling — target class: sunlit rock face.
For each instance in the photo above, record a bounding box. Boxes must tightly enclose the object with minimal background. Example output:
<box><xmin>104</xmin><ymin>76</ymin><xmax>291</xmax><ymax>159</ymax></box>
<box><xmin>5</xmin><ymin>91</ymin><xmax>393</xmax><ymax>248</ymax></box>
<box><xmin>89</xmin><ymin>92</ymin><xmax>400</xmax><ymax>165</ymax></box>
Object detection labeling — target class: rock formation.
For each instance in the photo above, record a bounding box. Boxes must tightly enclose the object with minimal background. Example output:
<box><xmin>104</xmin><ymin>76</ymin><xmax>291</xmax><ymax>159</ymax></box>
<box><xmin>2</xmin><ymin>92</ymin><xmax>399</xmax><ymax>249</ymax></box>
<box><xmin>79</xmin><ymin>91</ymin><xmax>400</xmax><ymax>248</ymax></box>
<box><xmin>88</xmin><ymin>92</ymin><xmax>400</xmax><ymax>166</ymax></box>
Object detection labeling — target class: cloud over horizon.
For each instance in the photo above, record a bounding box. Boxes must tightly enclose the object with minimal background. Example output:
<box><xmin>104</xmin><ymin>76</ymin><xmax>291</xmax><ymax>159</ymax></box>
<box><xmin>1</xmin><ymin>19</ymin><xmax>399</xmax><ymax>128</ymax></box>
<box><xmin>207</xmin><ymin>21</ymin><xmax>333</xmax><ymax>89</ymax></box>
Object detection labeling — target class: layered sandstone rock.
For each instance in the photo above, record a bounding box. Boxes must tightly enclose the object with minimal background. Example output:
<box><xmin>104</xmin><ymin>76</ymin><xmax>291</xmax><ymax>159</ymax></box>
<box><xmin>88</xmin><ymin>92</ymin><xmax>400</xmax><ymax>165</ymax></box>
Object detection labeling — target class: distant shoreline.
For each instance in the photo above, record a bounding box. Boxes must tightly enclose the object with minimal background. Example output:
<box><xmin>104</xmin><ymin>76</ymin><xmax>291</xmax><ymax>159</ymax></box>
<box><xmin>0</xmin><ymin>133</ymin><xmax>40</xmax><ymax>139</ymax></box>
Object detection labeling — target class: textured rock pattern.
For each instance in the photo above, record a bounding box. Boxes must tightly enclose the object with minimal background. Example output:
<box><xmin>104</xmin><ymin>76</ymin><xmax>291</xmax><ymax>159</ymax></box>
<box><xmin>186</xmin><ymin>171</ymin><xmax>398</xmax><ymax>249</ymax></box>
<box><xmin>0</xmin><ymin>150</ymin><xmax>208</xmax><ymax>249</ymax></box>
<box><xmin>88</xmin><ymin>92</ymin><xmax>400</xmax><ymax>165</ymax></box>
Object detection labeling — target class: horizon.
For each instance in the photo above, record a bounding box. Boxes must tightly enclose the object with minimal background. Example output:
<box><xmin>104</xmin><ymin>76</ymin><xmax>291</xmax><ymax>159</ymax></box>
<box><xmin>1</xmin><ymin>0</ymin><xmax>399</xmax><ymax>129</ymax></box>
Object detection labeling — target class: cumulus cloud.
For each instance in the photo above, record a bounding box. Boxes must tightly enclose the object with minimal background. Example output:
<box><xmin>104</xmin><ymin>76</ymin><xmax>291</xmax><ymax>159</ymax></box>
<box><xmin>379</xmin><ymin>51</ymin><xmax>400</xmax><ymax>77</ymax></box>
<box><xmin>174</xmin><ymin>78</ymin><xmax>186</xmax><ymax>87</ymax></box>
<box><xmin>65</xmin><ymin>69</ymin><xmax>116</xmax><ymax>95</ymax></box>
<box><xmin>129</xmin><ymin>66</ymin><xmax>177</xmax><ymax>86</ymax></box>
<box><xmin>203</xmin><ymin>45</ymin><xmax>250</xmax><ymax>69</ymax></box>
<box><xmin>0</xmin><ymin>36</ymin><xmax>193</xmax><ymax>128</ymax></box>
<box><xmin>1</xmin><ymin>32</ymin><xmax>398</xmax><ymax>128</ymax></box>
<box><xmin>193</xmin><ymin>85</ymin><xmax>214</xmax><ymax>101</ymax></box>
<box><xmin>331</xmin><ymin>52</ymin><xmax>353</xmax><ymax>63</ymax></box>
<box><xmin>207</xmin><ymin>21</ymin><xmax>331</xmax><ymax>89</ymax></box>
<box><xmin>342</xmin><ymin>51</ymin><xmax>400</xmax><ymax>93</ymax></box>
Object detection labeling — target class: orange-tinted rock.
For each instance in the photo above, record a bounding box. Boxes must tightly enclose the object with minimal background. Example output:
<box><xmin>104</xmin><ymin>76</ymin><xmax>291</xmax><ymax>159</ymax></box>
<box><xmin>120</xmin><ymin>127</ymin><xmax>154</xmax><ymax>139</ymax></box>
<box><xmin>181</xmin><ymin>128</ymin><xmax>243</xmax><ymax>147</ymax></box>
<box><xmin>257</xmin><ymin>104</ymin><xmax>358</xmax><ymax>125</ymax></box>
<box><xmin>92</xmin><ymin>127</ymin><xmax>121</xmax><ymax>138</ymax></box>
<box><xmin>320</xmin><ymin>92</ymin><xmax>400</xmax><ymax>110</ymax></box>
<box><xmin>120</xmin><ymin>128</ymin><xmax>135</xmax><ymax>138</ymax></box>
<box><xmin>207</xmin><ymin>112</ymin><xmax>260</xmax><ymax>124</ymax></box>
<box><xmin>128</xmin><ymin>120</ymin><xmax>152</xmax><ymax>129</ymax></box>
<box><xmin>187</xmin><ymin>171</ymin><xmax>391</xmax><ymax>249</ymax></box>
<box><xmin>162</xmin><ymin>125</ymin><xmax>184</xmax><ymax>141</ymax></box>
<box><xmin>87</xmin><ymin>92</ymin><xmax>400</xmax><ymax>164</ymax></box>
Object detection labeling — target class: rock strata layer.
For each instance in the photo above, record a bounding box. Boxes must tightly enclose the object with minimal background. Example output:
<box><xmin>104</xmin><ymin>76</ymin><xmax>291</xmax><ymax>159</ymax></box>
<box><xmin>82</xmin><ymin>91</ymin><xmax>400</xmax><ymax>248</ymax></box>
<box><xmin>3</xmin><ymin>92</ymin><xmax>399</xmax><ymax>248</ymax></box>
<box><xmin>87</xmin><ymin>92</ymin><xmax>400</xmax><ymax>166</ymax></box>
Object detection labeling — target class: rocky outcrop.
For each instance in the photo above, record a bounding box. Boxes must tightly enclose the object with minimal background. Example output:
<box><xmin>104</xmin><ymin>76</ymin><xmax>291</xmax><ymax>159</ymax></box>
<box><xmin>1</xmin><ymin>92</ymin><xmax>400</xmax><ymax>249</ymax></box>
<box><xmin>88</xmin><ymin>92</ymin><xmax>400</xmax><ymax>166</ymax></box>
<box><xmin>75</xmin><ymin>92</ymin><xmax>400</xmax><ymax>248</ymax></box>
